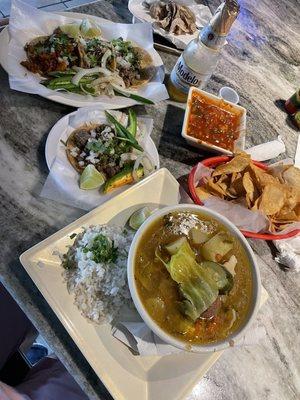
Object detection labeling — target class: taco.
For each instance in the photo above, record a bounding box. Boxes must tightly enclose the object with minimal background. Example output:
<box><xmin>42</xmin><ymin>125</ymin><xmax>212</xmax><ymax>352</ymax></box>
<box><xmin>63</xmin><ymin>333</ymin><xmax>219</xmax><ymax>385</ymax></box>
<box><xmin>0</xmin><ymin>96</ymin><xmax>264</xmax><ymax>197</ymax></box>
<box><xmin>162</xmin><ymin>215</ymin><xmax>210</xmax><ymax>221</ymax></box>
<box><xmin>21</xmin><ymin>29</ymin><xmax>80</xmax><ymax>76</ymax></box>
<box><xmin>129</xmin><ymin>46</ymin><xmax>156</xmax><ymax>87</ymax></box>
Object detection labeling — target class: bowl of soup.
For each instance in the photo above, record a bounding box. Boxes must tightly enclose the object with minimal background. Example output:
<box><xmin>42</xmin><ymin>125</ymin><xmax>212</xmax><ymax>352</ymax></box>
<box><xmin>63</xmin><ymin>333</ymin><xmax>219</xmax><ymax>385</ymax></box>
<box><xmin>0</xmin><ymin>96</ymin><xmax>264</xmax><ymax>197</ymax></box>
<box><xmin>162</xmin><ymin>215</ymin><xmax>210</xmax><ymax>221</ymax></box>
<box><xmin>127</xmin><ymin>204</ymin><xmax>261</xmax><ymax>352</ymax></box>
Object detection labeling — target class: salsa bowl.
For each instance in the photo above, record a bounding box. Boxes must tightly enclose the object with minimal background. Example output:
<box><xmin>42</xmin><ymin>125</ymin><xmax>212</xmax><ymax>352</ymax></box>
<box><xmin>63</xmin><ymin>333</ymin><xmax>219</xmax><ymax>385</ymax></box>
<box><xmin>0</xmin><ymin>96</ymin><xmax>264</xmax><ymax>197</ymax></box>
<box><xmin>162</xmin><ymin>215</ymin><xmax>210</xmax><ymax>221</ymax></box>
<box><xmin>127</xmin><ymin>204</ymin><xmax>261</xmax><ymax>353</ymax></box>
<box><xmin>181</xmin><ymin>87</ymin><xmax>246</xmax><ymax>155</ymax></box>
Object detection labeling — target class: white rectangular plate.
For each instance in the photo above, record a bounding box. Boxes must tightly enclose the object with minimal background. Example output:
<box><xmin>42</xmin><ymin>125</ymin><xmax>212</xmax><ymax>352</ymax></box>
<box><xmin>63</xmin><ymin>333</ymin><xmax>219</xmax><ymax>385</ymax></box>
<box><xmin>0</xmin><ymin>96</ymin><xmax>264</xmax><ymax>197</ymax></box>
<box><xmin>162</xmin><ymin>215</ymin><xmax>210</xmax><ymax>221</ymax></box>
<box><xmin>20</xmin><ymin>168</ymin><xmax>267</xmax><ymax>400</ymax></box>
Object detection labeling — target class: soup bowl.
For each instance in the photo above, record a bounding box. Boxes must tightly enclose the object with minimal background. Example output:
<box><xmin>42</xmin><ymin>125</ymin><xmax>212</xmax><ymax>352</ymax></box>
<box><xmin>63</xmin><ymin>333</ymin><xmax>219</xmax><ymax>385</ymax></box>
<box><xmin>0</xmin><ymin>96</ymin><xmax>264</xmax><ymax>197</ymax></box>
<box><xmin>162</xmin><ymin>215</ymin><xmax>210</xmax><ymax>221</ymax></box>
<box><xmin>127</xmin><ymin>204</ymin><xmax>261</xmax><ymax>353</ymax></box>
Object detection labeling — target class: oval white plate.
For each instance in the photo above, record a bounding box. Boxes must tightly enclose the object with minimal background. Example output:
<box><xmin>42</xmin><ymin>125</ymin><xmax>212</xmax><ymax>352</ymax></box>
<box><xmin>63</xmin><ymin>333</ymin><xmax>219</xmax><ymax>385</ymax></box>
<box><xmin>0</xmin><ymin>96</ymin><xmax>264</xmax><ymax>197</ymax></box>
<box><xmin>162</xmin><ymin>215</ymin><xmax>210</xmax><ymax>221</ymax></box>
<box><xmin>0</xmin><ymin>11</ymin><xmax>165</xmax><ymax>109</ymax></box>
<box><xmin>44</xmin><ymin>110</ymin><xmax>160</xmax><ymax>210</ymax></box>
<box><xmin>45</xmin><ymin>110</ymin><xmax>159</xmax><ymax>168</ymax></box>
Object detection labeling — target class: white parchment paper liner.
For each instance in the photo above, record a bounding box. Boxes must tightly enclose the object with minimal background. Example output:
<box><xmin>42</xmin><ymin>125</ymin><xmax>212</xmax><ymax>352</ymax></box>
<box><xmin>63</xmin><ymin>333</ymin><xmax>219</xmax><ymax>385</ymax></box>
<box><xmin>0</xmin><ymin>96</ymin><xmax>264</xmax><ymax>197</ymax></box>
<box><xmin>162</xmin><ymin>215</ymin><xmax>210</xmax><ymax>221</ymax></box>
<box><xmin>40</xmin><ymin>108</ymin><xmax>158</xmax><ymax>210</ymax></box>
<box><xmin>129</xmin><ymin>0</ymin><xmax>212</xmax><ymax>50</ymax></box>
<box><xmin>112</xmin><ymin>319</ymin><xmax>267</xmax><ymax>356</ymax></box>
<box><xmin>7</xmin><ymin>0</ymin><xmax>169</xmax><ymax>107</ymax></box>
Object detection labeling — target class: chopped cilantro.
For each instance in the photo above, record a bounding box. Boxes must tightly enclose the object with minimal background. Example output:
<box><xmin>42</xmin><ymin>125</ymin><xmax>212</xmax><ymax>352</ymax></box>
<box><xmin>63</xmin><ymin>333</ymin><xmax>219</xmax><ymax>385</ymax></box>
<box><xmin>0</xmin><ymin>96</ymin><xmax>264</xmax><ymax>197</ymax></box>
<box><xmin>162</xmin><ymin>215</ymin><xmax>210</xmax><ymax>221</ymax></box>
<box><xmin>84</xmin><ymin>234</ymin><xmax>118</xmax><ymax>263</ymax></box>
<box><xmin>85</xmin><ymin>140</ymin><xmax>106</xmax><ymax>153</ymax></box>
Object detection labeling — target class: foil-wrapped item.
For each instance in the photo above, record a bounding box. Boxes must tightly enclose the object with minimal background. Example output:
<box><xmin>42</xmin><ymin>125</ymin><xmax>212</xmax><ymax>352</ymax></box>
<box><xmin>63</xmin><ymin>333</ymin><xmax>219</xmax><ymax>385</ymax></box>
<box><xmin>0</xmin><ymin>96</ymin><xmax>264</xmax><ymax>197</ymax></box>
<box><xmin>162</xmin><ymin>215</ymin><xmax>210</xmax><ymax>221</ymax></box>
<box><xmin>210</xmin><ymin>0</ymin><xmax>240</xmax><ymax>36</ymax></box>
<box><xmin>200</xmin><ymin>0</ymin><xmax>240</xmax><ymax>49</ymax></box>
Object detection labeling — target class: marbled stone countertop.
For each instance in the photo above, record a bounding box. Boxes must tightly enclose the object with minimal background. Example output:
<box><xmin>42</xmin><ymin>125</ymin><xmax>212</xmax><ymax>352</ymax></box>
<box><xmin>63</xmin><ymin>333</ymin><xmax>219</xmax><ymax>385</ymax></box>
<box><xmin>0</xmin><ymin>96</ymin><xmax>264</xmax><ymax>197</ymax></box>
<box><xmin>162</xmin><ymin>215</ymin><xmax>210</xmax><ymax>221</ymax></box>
<box><xmin>0</xmin><ymin>0</ymin><xmax>299</xmax><ymax>399</ymax></box>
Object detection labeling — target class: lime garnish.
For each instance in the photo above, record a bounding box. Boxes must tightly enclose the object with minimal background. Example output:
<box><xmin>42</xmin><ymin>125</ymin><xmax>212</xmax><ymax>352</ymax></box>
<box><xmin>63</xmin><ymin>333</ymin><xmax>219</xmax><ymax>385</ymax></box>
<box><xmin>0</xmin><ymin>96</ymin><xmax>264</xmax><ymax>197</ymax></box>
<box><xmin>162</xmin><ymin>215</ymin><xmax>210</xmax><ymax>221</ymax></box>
<box><xmin>80</xmin><ymin>165</ymin><xmax>106</xmax><ymax>190</ymax></box>
<box><xmin>80</xmin><ymin>19</ymin><xmax>101</xmax><ymax>38</ymax></box>
<box><xmin>129</xmin><ymin>207</ymin><xmax>152</xmax><ymax>230</ymax></box>
<box><xmin>60</xmin><ymin>23</ymin><xmax>81</xmax><ymax>38</ymax></box>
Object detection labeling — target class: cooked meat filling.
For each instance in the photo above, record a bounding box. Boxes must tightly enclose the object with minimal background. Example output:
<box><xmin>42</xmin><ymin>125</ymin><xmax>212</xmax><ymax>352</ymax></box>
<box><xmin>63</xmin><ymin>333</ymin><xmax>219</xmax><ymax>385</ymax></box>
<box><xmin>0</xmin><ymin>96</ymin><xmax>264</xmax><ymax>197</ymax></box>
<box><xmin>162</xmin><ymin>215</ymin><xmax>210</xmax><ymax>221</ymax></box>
<box><xmin>144</xmin><ymin>0</ymin><xmax>197</xmax><ymax>35</ymax></box>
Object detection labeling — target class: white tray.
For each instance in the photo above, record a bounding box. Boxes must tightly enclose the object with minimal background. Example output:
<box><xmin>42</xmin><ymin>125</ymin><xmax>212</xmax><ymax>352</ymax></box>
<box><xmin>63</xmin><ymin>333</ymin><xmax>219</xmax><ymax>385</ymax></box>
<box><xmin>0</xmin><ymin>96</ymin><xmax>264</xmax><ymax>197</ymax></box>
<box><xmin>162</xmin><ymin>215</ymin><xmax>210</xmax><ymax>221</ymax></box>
<box><xmin>20</xmin><ymin>168</ymin><xmax>267</xmax><ymax>400</ymax></box>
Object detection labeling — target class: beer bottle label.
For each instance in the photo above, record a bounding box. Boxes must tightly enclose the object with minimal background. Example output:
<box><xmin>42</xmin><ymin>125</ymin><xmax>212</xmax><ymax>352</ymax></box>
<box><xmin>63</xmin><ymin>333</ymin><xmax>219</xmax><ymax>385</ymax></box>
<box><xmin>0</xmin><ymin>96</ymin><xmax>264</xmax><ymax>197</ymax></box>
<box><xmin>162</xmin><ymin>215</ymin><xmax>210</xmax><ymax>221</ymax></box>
<box><xmin>170</xmin><ymin>55</ymin><xmax>211</xmax><ymax>94</ymax></box>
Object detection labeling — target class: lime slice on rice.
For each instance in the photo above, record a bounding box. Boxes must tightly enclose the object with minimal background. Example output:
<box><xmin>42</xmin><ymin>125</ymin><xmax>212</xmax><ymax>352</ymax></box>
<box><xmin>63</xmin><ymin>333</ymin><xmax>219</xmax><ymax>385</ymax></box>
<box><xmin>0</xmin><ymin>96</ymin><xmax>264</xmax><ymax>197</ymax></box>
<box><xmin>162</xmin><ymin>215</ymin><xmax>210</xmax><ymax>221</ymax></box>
<box><xmin>60</xmin><ymin>23</ymin><xmax>81</xmax><ymax>38</ymax></box>
<box><xmin>129</xmin><ymin>207</ymin><xmax>152</xmax><ymax>230</ymax></box>
<box><xmin>80</xmin><ymin>165</ymin><xmax>106</xmax><ymax>190</ymax></box>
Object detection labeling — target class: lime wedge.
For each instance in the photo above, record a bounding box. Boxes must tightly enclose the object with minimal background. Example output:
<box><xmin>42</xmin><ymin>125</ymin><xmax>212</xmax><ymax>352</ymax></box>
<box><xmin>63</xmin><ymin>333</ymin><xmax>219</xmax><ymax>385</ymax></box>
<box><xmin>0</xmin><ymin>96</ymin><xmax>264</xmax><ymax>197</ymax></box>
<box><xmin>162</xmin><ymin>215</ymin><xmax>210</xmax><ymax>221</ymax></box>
<box><xmin>80</xmin><ymin>165</ymin><xmax>106</xmax><ymax>190</ymax></box>
<box><xmin>80</xmin><ymin>19</ymin><xmax>101</xmax><ymax>38</ymax></box>
<box><xmin>129</xmin><ymin>207</ymin><xmax>152</xmax><ymax>230</ymax></box>
<box><xmin>60</xmin><ymin>23</ymin><xmax>81</xmax><ymax>38</ymax></box>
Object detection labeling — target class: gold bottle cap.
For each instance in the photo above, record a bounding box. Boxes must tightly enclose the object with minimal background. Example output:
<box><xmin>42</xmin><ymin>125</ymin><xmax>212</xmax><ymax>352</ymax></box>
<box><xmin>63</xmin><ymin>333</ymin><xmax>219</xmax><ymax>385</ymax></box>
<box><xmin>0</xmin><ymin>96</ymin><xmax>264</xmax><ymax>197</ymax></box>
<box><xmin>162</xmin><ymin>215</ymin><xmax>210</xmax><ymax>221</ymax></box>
<box><xmin>210</xmin><ymin>0</ymin><xmax>240</xmax><ymax>36</ymax></box>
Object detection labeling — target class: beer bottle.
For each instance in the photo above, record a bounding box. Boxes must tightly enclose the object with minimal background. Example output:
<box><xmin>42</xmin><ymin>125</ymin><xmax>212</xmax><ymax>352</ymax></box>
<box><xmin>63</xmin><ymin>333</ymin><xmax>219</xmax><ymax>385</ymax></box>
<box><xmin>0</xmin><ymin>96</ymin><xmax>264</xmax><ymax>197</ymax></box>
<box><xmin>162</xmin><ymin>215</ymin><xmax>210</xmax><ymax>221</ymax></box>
<box><xmin>167</xmin><ymin>0</ymin><xmax>240</xmax><ymax>103</ymax></box>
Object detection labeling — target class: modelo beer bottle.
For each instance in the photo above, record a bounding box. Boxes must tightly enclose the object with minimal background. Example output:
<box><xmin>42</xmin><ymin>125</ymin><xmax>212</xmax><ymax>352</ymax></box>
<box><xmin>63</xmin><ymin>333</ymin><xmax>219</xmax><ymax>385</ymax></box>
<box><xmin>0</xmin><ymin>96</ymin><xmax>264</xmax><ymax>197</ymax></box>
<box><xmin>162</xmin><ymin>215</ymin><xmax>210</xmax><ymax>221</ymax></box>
<box><xmin>167</xmin><ymin>0</ymin><xmax>240</xmax><ymax>102</ymax></box>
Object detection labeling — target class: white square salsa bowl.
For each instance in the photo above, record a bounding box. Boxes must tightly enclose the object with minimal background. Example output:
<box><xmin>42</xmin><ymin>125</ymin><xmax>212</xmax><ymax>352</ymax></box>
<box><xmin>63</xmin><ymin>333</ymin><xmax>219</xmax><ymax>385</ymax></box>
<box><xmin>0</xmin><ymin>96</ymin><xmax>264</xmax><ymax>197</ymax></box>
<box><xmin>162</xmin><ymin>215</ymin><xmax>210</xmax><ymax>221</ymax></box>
<box><xmin>181</xmin><ymin>87</ymin><xmax>247</xmax><ymax>155</ymax></box>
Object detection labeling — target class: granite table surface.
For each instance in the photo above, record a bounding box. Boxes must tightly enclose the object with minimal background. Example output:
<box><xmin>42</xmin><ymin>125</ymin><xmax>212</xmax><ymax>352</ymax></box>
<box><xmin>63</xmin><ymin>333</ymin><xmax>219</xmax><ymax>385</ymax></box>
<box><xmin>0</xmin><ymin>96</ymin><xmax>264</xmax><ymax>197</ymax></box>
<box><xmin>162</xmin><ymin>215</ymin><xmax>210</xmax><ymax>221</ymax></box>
<box><xmin>0</xmin><ymin>0</ymin><xmax>299</xmax><ymax>399</ymax></box>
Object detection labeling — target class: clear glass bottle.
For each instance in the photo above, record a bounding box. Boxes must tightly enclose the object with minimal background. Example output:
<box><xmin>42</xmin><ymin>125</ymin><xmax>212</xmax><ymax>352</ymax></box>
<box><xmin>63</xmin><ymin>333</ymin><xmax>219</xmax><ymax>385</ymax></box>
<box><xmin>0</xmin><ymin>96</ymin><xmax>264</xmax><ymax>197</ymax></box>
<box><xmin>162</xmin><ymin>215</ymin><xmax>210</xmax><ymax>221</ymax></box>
<box><xmin>167</xmin><ymin>0</ymin><xmax>240</xmax><ymax>103</ymax></box>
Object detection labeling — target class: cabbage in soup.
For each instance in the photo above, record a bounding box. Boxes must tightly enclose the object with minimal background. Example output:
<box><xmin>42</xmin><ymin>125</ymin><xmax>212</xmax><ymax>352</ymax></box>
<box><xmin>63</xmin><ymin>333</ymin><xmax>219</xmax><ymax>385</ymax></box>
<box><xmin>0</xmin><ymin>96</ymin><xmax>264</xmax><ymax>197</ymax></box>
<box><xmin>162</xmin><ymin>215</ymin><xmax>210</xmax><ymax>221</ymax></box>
<box><xmin>134</xmin><ymin>211</ymin><xmax>253</xmax><ymax>345</ymax></box>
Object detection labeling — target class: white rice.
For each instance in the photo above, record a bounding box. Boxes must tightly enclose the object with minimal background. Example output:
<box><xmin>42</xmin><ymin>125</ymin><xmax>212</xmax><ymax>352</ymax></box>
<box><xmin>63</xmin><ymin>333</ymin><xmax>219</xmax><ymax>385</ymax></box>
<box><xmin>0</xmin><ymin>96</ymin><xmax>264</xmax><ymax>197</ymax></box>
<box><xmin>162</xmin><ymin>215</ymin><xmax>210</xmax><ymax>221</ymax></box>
<box><xmin>62</xmin><ymin>225</ymin><xmax>134</xmax><ymax>324</ymax></box>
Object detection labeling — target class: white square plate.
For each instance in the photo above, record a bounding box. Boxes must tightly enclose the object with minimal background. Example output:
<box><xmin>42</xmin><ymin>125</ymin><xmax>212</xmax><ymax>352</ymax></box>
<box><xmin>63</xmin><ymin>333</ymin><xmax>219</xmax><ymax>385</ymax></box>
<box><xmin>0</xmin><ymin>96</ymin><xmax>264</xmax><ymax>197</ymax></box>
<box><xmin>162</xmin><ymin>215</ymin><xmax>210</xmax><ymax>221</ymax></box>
<box><xmin>20</xmin><ymin>168</ymin><xmax>267</xmax><ymax>400</ymax></box>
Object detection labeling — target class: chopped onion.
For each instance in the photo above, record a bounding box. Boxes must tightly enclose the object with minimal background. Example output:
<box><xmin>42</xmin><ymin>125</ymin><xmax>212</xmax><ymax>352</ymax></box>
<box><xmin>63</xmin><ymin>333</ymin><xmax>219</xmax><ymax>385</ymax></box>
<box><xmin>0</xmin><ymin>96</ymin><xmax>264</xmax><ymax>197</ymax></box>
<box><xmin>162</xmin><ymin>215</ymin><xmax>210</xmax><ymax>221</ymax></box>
<box><xmin>120</xmin><ymin>152</ymin><xmax>137</xmax><ymax>167</ymax></box>
<box><xmin>71</xmin><ymin>67</ymin><xmax>112</xmax><ymax>86</ymax></box>
<box><xmin>101</xmin><ymin>49</ymin><xmax>112</xmax><ymax>69</ymax></box>
<box><xmin>90</xmin><ymin>76</ymin><xmax>114</xmax><ymax>86</ymax></box>
<box><xmin>106</xmin><ymin>84</ymin><xmax>115</xmax><ymax>97</ymax></box>
<box><xmin>132</xmin><ymin>152</ymin><xmax>154</xmax><ymax>182</ymax></box>
<box><xmin>110</xmin><ymin>75</ymin><xmax>126</xmax><ymax>88</ymax></box>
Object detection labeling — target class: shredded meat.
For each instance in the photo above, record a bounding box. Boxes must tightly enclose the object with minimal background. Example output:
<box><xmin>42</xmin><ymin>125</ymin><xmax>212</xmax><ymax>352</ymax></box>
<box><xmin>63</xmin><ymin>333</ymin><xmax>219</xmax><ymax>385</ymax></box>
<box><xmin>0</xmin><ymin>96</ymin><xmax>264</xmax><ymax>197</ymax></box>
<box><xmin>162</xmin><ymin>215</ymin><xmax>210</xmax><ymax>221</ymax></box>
<box><xmin>118</xmin><ymin>67</ymin><xmax>138</xmax><ymax>87</ymax></box>
<box><xmin>103</xmin><ymin>165</ymin><xmax>121</xmax><ymax>178</ymax></box>
<box><xmin>200</xmin><ymin>297</ymin><xmax>222</xmax><ymax>320</ymax></box>
<box><xmin>147</xmin><ymin>0</ymin><xmax>197</xmax><ymax>35</ymax></box>
<box><xmin>73</xmin><ymin>130</ymin><xmax>91</xmax><ymax>148</ymax></box>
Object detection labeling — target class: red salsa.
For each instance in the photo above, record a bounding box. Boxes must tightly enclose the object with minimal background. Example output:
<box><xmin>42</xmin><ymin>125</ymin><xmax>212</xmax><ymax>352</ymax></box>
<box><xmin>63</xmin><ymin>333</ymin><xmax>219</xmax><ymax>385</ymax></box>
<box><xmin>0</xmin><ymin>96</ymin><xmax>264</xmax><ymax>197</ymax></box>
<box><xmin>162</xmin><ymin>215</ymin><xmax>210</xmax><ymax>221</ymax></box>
<box><xmin>187</xmin><ymin>91</ymin><xmax>242</xmax><ymax>151</ymax></box>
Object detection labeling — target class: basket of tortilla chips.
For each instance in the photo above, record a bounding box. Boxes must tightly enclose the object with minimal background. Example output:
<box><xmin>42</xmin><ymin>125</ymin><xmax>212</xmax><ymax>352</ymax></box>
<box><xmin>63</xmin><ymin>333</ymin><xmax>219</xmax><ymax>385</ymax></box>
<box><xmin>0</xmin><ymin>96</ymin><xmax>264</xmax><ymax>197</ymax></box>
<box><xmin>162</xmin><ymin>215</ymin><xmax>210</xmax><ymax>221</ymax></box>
<box><xmin>188</xmin><ymin>152</ymin><xmax>300</xmax><ymax>240</ymax></box>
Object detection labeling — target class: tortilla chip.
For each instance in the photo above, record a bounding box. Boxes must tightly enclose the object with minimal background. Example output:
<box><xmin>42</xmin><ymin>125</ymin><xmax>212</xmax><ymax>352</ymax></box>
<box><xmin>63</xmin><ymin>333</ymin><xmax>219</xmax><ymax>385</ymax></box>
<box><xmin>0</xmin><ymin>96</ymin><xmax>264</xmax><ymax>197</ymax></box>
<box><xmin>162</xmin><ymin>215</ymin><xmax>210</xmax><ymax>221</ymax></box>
<box><xmin>205</xmin><ymin>178</ymin><xmax>227</xmax><ymax>197</ymax></box>
<box><xmin>212</xmin><ymin>152</ymin><xmax>251</xmax><ymax>177</ymax></box>
<box><xmin>228</xmin><ymin>174</ymin><xmax>245</xmax><ymax>197</ymax></box>
<box><xmin>215</xmin><ymin>174</ymin><xmax>230</xmax><ymax>186</ymax></box>
<box><xmin>230</xmin><ymin>172</ymin><xmax>238</xmax><ymax>182</ymax></box>
<box><xmin>271</xmin><ymin>211</ymin><xmax>299</xmax><ymax>223</ymax></box>
<box><xmin>242</xmin><ymin>171</ymin><xmax>258</xmax><ymax>207</ymax></box>
<box><xmin>258</xmin><ymin>184</ymin><xmax>286</xmax><ymax>215</ymax></box>
<box><xmin>281</xmin><ymin>165</ymin><xmax>300</xmax><ymax>187</ymax></box>
<box><xmin>251</xmin><ymin>196</ymin><xmax>261</xmax><ymax>211</ymax></box>
<box><xmin>248</xmin><ymin>164</ymin><xmax>278</xmax><ymax>189</ymax></box>
<box><xmin>269</xmin><ymin>163</ymin><xmax>291</xmax><ymax>183</ymax></box>
<box><xmin>282</xmin><ymin>186</ymin><xmax>299</xmax><ymax>211</ymax></box>
<box><xmin>294</xmin><ymin>203</ymin><xmax>300</xmax><ymax>216</ymax></box>
<box><xmin>214</xmin><ymin>175</ymin><xmax>237</xmax><ymax>198</ymax></box>
<box><xmin>195</xmin><ymin>186</ymin><xmax>211</xmax><ymax>201</ymax></box>
<box><xmin>270</xmin><ymin>221</ymin><xmax>294</xmax><ymax>232</ymax></box>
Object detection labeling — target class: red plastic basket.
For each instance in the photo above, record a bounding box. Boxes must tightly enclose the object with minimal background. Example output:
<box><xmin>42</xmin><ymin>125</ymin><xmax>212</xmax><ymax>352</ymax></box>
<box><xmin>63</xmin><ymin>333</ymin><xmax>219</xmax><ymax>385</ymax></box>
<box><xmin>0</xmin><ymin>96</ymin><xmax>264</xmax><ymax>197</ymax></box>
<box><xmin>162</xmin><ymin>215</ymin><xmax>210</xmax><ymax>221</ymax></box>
<box><xmin>188</xmin><ymin>156</ymin><xmax>300</xmax><ymax>240</ymax></box>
